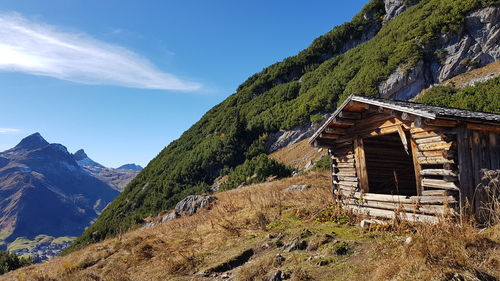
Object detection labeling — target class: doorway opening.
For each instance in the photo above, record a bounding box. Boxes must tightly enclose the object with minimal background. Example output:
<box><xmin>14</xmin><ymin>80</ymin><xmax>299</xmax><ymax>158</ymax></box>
<box><xmin>363</xmin><ymin>132</ymin><xmax>417</xmax><ymax>196</ymax></box>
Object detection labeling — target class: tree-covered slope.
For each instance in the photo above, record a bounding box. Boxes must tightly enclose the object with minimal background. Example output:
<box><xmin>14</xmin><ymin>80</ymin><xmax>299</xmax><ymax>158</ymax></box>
<box><xmin>69</xmin><ymin>0</ymin><xmax>499</xmax><ymax>251</ymax></box>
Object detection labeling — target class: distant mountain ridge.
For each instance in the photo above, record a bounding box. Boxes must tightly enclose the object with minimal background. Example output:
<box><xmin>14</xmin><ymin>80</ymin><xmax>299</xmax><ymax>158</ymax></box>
<box><xmin>117</xmin><ymin>164</ymin><xmax>143</xmax><ymax>171</ymax></box>
<box><xmin>0</xmin><ymin>133</ymin><xmax>140</xmax><ymax>252</ymax></box>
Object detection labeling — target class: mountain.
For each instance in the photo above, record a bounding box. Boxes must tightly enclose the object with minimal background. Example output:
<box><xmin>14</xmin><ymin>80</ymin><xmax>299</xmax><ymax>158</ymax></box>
<box><xmin>0</xmin><ymin>133</ymin><xmax>119</xmax><ymax>242</ymax></box>
<box><xmin>71</xmin><ymin>149</ymin><xmax>141</xmax><ymax>192</ymax></box>
<box><xmin>0</xmin><ymin>133</ymin><xmax>141</xmax><ymax>260</ymax></box>
<box><xmin>70</xmin><ymin>0</ymin><xmax>500</xmax><ymax>251</ymax></box>
<box><xmin>72</xmin><ymin>149</ymin><xmax>104</xmax><ymax>169</ymax></box>
<box><xmin>117</xmin><ymin>164</ymin><xmax>143</xmax><ymax>171</ymax></box>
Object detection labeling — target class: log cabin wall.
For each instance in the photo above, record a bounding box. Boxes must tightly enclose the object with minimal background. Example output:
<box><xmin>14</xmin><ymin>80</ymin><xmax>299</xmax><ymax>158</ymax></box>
<box><xmin>311</xmin><ymin>95</ymin><xmax>500</xmax><ymax>223</ymax></box>
<box><xmin>328</xmin><ymin>113</ymin><xmax>459</xmax><ymax>223</ymax></box>
<box><xmin>457</xmin><ymin>124</ymin><xmax>500</xmax><ymax>217</ymax></box>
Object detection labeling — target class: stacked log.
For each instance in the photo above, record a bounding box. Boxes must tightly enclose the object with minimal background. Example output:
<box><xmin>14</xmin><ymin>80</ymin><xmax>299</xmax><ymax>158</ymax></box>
<box><xmin>331</xmin><ymin>141</ymin><xmax>358</xmax><ymax>191</ymax></box>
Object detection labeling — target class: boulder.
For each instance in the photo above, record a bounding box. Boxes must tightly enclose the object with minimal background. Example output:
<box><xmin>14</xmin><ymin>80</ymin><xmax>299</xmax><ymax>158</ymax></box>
<box><xmin>175</xmin><ymin>195</ymin><xmax>216</xmax><ymax>217</ymax></box>
<box><xmin>266</xmin><ymin>270</ymin><xmax>290</xmax><ymax>281</ymax></box>
<box><xmin>285</xmin><ymin>184</ymin><xmax>310</xmax><ymax>192</ymax></box>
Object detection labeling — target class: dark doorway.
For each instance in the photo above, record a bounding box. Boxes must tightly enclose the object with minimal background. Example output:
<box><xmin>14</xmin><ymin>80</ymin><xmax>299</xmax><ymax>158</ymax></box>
<box><xmin>363</xmin><ymin>133</ymin><xmax>417</xmax><ymax>196</ymax></box>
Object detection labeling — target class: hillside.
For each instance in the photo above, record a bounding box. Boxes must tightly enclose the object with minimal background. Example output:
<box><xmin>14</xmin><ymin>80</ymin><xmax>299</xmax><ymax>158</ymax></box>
<box><xmin>2</xmin><ymin>171</ymin><xmax>499</xmax><ymax>281</ymax></box>
<box><xmin>69</xmin><ymin>0</ymin><xmax>500</xmax><ymax>251</ymax></box>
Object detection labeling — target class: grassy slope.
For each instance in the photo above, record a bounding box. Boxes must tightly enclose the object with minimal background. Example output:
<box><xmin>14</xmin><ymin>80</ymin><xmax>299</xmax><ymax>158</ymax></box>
<box><xmin>4</xmin><ymin>171</ymin><xmax>499</xmax><ymax>281</ymax></box>
<box><xmin>70</xmin><ymin>0</ymin><xmax>499</xmax><ymax>251</ymax></box>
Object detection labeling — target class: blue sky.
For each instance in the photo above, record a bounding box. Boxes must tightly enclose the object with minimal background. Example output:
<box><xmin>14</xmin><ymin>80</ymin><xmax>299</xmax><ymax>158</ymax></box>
<box><xmin>0</xmin><ymin>0</ymin><xmax>368</xmax><ymax>167</ymax></box>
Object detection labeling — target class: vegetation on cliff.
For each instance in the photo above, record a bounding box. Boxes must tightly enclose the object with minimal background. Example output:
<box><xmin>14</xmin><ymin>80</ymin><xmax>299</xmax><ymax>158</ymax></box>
<box><xmin>415</xmin><ymin>76</ymin><xmax>500</xmax><ymax>113</ymax></box>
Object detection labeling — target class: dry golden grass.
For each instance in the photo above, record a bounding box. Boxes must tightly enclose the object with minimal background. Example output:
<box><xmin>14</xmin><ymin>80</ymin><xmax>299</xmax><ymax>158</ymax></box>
<box><xmin>2</xmin><ymin>171</ymin><xmax>498</xmax><ymax>281</ymax></box>
<box><xmin>269</xmin><ymin>139</ymin><xmax>326</xmax><ymax>170</ymax></box>
<box><xmin>443</xmin><ymin>61</ymin><xmax>500</xmax><ymax>88</ymax></box>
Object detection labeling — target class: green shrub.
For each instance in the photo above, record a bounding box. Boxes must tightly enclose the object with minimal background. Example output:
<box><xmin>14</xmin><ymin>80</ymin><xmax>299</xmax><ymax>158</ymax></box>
<box><xmin>415</xmin><ymin>77</ymin><xmax>500</xmax><ymax>113</ymax></box>
<box><xmin>220</xmin><ymin>154</ymin><xmax>292</xmax><ymax>190</ymax></box>
<box><xmin>311</xmin><ymin>154</ymin><xmax>332</xmax><ymax>171</ymax></box>
<box><xmin>310</xmin><ymin>114</ymin><xmax>325</xmax><ymax>124</ymax></box>
<box><xmin>0</xmin><ymin>251</ymin><xmax>32</xmax><ymax>275</ymax></box>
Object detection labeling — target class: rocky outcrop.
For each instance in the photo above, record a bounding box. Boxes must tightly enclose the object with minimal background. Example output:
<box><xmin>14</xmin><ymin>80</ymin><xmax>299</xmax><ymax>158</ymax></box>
<box><xmin>379</xmin><ymin>60</ymin><xmax>429</xmax><ymax>100</ymax></box>
<box><xmin>265</xmin><ymin>118</ymin><xmax>329</xmax><ymax>154</ymax></box>
<box><xmin>175</xmin><ymin>195</ymin><xmax>216</xmax><ymax>216</ymax></box>
<box><xmin>383</xmin><ymin>0</ymin><xmax>419</xmax><ymax>22</ymax></box>
<box><xmin>436</xmin><ymin>6</ymin><xmax>500</xmax><ymax>81</ymax></box>
<box><xmin>144</xmin><ymin>195</ymin><xmax>216</xmax><ymax>228</ymax></box>
<box><xmin>379</xmin><ymin>6</ymin><xmax>500</xmax><ymax>101</ymax></box>
<box><xmin>285</xmin><ymin>184</ymin><xmax>310</xmax><ymax>192</ymax></box>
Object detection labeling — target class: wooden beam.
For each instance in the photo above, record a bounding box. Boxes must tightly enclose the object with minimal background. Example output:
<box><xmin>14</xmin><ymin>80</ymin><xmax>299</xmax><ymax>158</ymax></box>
<box><xmin>344</xmin><ymin>205</ymin><xmax>440</xmax><ymax>223</ymax></box>
<box><xmin>418</xmin><ymin>156</ymin><xmax>455</xmax><ymax>164</ymax></box>
<box><xmin>425</xmin><ymin>119</ymin><xmax>458</xmax><ymax>127</ymax></box>
<box><xmin>325</xmin><ymin>127</ymin><xmax>347</xmax><ymax>135</ymax></box>
<box><xmin>339</xmin><ymin>111</ymin><xmax>362</xmax><ymax>120</ymax></box>
<box><xmin>466</xmin><ymin>123</ymin><xmax>500</xmax><ymax>133</ymax></box>
<box><xmin>345</xmin><ymin>199</ymin><xmax>457</xmax><ymax>216</ymax></box>
<box><xmin>422</xmin><ymin>190</ymin><xmax>452</xmax><ymax>196</ymax></box>
<box><xmin>414</xmin><ymin>136</ymin><xmax>444</xmax><ymax>144</ymax></box>
<box><xmin>396</xmin><ymin>124</ymin><xmax>409</xmax><ymax>154</ymax></box>
<box><xmin>420</xmin><ymin>169</ymin><xmax>458</xmax><ymax>177</ymax></box>
<box><xmin>421</xmin><ymin>179</ymin><xmax>459</xmax><ymax>190</ymax></box>
<box><xmin>417</xmin><ymin>141</ymin><xmax>454</xmax><ymax>151</ymax></box>
<box><xmin>319</xmin><ymin>133</ymin><xmax>340</xmax><ymax>140</ymax></box>
<box><xmin>410</xmin><ymin>137</ymin><xmax>423</xmax><ymax>196</ymax></box>
<box><xmin>330</xmin><ymin>118</ymin><xmax>355</xmax><ymax>126</ymax></box>
<box><xmin>335</xmin><ymin>189</ymin><xmax>457</xmax><ymax>205</ymax></box>
<box><xmin>354</xmin><ymin>136</ymin><xmax>369</xmax><ymax>193</ymax></box>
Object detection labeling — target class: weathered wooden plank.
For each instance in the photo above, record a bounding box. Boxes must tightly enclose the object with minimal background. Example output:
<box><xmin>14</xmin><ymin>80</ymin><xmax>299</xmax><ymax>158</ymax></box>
<box><xmin>330</xmin><ymin>118</ymin><xmax>355</xmax><ymax>126</ymax></box>
<box><xmin>336</xmin><ymin>176</ymin><xmax>358</xmax><ymax>182</ymax></box>
<box><xmin>333</xmin><ymin>154</ymin><xmax>355</xmax><ymax>160</ymax></box>
<box><xmin>471</xmin><ymin>131</ymin><xmax>482</xmax><ymax>197</ymax></box>
<box><xmin>319</xmin><ymin>133</ymin><xmax>340</xmax><ymax>140</ymax></box>
<box><xmin>490</xmin><ymin>132</ymin><xmax>499</xmax><ymax>169</ymax></box>
<box><xmin>422</xmin><ymin>179</ymin><xmax>459</xmax><ymax>190</ymax></box>
<box><xmin>333</xmin><ymin>171</ymin><xmax>357</xmax><ymax>177</ymax></box>
<box><xmin>345</xmin><ymin>199</ymin><xmax>457</xmax><ymax>216</ymax></box>
<box><xmin>335</xmin><ymin>158</ymin><xmax>355</xmax><ymax>163</ymax></box>
<box><xmin>416</xmin><ymin>150</ymin><xmax>456</xmax><ymax>158</ymax></box>
<box><xmin>420</xmin><ymin>169</ymin><xmax>458</xmax><ymax>177</ymax></box>
<box><xmin>345</xmin><ymin>205</ymin><xmax>440</xmax><ymax>223</ymax></box>
<box><xmin>396</xmin><ymin>124</ymin><xmax>409</xmax><ymax>154</ymax></box>
<box><xmin>335</xmin><ymin>189</ymin><xmax>457</xmax><ymax>205</ymax></box>
<box><xmin>422</xmin><ymin>190</ymin><xmax>451</xmax><ymax>196</ymax></box>
<box><xmin>414</xmin><ymin>136</ymin><xmax>443</xmax><ymax>144</ymax></box>
<box><xmin>417</xmin><ymin>141</ymin><xmax>454</xmax><ymax>151</ymax></box>
<box><xmin>457</xmin><ymin>126</ymin><xmax>473</xmax><ymax>213</ymax></box>
<box><xmin>426</xmin><ymin>119</ymin><xmax>458</xmax><ymax>127</ymax></box>
<box><xmin>339</xmin><ymin>111</ymin><xmax>362</xmax><ymax>120</ymax></box>
<box><xmin>325</xmin><ymin>127</ymin><xmax>347</xmax><ymax>135</ymax></box>
<box><xmin>412</xmin><ymin>131</ymin><xmax>441</xmax><ymax>139</ymax></box>
<box><xmin>334</xmin><ymin>162</ymin><xmax>355</xmax><ymax>168</ymax></box>
<box><xmin>333</xmin><ymin>180</ymin><xmax>358</xmax><ymax>187</ymax></box>
<box><xmin>467</xmin><ymin>123</ymin><xmax>500</xmax><ymax>133</ymax></box>
<box><xmin>410</xmin><ymin>137</ymin><xmax>423</xmax><ymax>195</ymax></box>
<box><xmin>418</xmin><ymin>156</ymin><xmax>454</xmax><ymax>164</ymax></box>
<box><xmin>354</xmin><ymin>137</ymin><xmax>369</xmax><ymax>193</ymax></box>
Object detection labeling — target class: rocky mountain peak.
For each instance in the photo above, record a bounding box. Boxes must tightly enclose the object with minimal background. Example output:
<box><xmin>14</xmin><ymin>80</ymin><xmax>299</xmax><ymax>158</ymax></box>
<box><xmin>72</xmin><ymin>149</ymin><xmax>88</xmax><ymax>161</ymax></box>
<box><xmin>14</xmin><ymin>132</ymin><xmax>49</xmax><ymax>151</ymax></box>
<box><xmin>117</xmin><ymin>163</ymin><xmax>143</xmax><ymax>171</ymax></box>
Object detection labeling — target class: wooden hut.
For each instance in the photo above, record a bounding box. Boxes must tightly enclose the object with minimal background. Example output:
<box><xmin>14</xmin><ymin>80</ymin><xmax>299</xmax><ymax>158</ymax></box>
<box><xmin>310</xmin><ymin>95</ymin><xmax>500</xmax><ymax>223</ymax></box>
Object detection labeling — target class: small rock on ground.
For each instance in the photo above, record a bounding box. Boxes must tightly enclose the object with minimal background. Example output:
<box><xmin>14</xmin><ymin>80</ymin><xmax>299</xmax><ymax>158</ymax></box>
<box><xmin>285</xmin><ymin>184</ymin><xmax>310</xmax><ymax>192</ymax></box>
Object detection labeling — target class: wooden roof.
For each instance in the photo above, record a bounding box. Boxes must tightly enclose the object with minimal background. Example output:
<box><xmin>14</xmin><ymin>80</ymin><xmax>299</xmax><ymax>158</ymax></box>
<box><xmin>310</xmin><ymin>94</ymin><xmax>500</xmax><ymax>145</ymax></box>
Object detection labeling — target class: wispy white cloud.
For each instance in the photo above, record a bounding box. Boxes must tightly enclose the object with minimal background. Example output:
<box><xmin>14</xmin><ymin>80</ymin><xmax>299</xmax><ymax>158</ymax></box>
<box><xmin>0</xmin><ymin>13</ymin><xmax>201</xmax><ymax>91</ymax></box>
<box><xmin>0</xmin><ymin>128</ymin><xmax>21</xmax><ymax>134</ymax></box>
